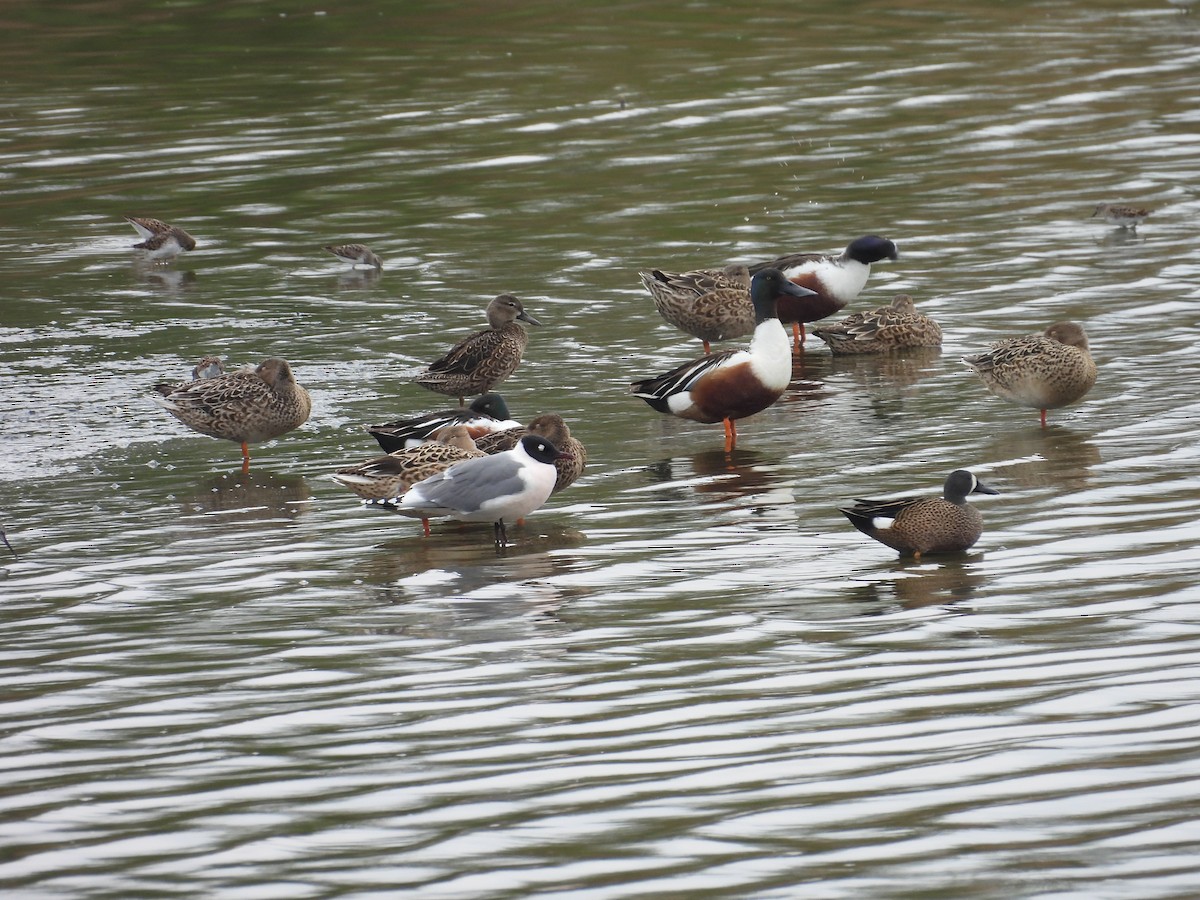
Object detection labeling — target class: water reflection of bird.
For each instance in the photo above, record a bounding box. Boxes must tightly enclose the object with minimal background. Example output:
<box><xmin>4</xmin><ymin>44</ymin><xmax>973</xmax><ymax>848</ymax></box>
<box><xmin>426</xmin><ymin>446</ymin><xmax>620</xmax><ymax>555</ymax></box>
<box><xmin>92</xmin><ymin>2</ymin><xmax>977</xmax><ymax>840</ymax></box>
<box><xmin>414</xmin><ymin>295</ymin><xmax>541</xmax><ymax>406</ymax></box>
<box><xmin>367</xmin><ymin>393</ymin><xmax>520</xmax><ymax>453</ymax></box>
<box><xmin>153</xmin><ymin>357</ymin><xmax>312</xmax><ymax>471</ymax></box>
<box><xmin>848</xmin><ymin>559</ymin><xmax>986</xmax><ymax>610</ymax></box>
<box><xmin>812</xmin><ymin>294</ymin><xmax>942</xmax><ymax>355</ymax></box>
<box><xmin>749</xmin><ymin>235</ymin><xmax>899</xmax><ymax>350</ymax></box>
<box><xmin>182</xmin><ymin>469</ymin><xmax>313</xmax><ymax>523</ymax></box>
<box><xmin>324</xmin><ymin>243</ymin><xmax>383</xmax><ymax>270</ymax></box>
<box><xmin>629</xmin><ymin>269</ymin><xmax>815</xmax><ymax>452</ymax></box>
<box><xmin>839</xmin><ymin>469</ymin><xmax>999</xmax><ymax>558</ymax></box>
<box><xmin>984</xmin><ymin>428</ymin><xmax>1101</xmax><ymax>491</ymax></box>
<box><xmin>963</xmin><ymin>321</ymin><xmax>1097</xmax><ymax>428</ymax></box>
<box><xmin>124</xmin><ymin>215</ymin><xmax>196</xmax><ymax>262</ymax></box>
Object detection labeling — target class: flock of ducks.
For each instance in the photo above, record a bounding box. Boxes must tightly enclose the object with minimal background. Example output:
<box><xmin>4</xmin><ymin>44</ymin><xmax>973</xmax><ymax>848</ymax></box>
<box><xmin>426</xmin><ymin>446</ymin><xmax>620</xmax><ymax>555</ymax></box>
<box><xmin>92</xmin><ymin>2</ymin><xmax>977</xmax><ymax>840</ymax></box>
<box><xmin>138</xmin><ymin>207</ymin><xmax>1120</xmax><ymax>555</ymax></box>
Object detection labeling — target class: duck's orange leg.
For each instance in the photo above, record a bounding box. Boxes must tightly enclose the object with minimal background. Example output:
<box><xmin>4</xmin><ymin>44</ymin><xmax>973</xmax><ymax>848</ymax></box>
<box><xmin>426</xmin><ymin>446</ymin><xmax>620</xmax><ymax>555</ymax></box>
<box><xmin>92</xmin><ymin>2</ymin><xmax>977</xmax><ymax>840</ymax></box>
<box><xmin>240</xmin><ymin>441</ymin><xmax>251</xmax><ymax>473</ymax></box>
<box><xmin>792</xmin><ymin>322</ymin><xmax>806</xmax><ymax>352</ymax></box>
<box><xmin>702</xmin><ymin>339</ymin><xmax>712</xmax><ymax>355</ymax></box>
<box><xmin>421</xmin><ymin>517</ymin><xmax>431</xmax><ymax>536</ymax></box>
<box><xmin>1039</xmin><ymin>408</ymin><xmax>1048</xmax><ymax>428</ymax></box>
<box><xmin>723</xmin><ymin>417</ymin><xmax>737</xmax><ymax>453</ymax></box>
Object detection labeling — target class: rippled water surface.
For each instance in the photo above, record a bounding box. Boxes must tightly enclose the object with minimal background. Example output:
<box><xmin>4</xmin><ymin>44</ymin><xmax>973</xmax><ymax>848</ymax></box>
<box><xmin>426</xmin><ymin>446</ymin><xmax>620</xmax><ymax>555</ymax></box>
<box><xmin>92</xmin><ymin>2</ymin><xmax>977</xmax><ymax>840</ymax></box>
<box><xmin>3</xmin><ymin>0</ymin><xmax>1200</xmax><ymax>896</ymax></box>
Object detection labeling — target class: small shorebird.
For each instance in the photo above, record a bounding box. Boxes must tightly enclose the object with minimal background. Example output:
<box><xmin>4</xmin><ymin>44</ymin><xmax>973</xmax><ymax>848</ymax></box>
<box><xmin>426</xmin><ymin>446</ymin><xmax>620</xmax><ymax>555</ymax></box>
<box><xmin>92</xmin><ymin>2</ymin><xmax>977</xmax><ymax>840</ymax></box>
<box><xmin>324</xmin><ymin>243</ymin><xmax>383</xmax><ymax>270</ymax></box>
<box><xmin>124</xmin><ymin>216</ymin><xmax>197</xmax><ymax>262</ymax></box>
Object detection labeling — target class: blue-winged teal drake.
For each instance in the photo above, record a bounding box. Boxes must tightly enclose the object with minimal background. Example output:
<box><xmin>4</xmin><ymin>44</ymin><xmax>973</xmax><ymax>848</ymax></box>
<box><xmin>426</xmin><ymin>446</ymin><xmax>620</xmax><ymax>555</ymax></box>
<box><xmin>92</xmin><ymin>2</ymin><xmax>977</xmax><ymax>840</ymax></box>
<box><xmin>812</xmin><ymin>294</ymin><xmax>942</xmax><ymax>355</ymax></box>
<box><xmin>962</xmin><ymin>321</ymin><xmax>1097</xmax><ymax>428</ymax></box>
<box><xmin>396</xmin><ymin>435</ymin><xmax>569</xmax><ymax>548</ymax></box>
<box><xmin>639</xmin><ymin>263</ymin><xmax>753</xmax><ymax>354</ymax></box>
<box><xmin>332</xmin><ymin>426</ymin><xmax>486</xmax><ymax>505</ymax></box>
<box><xmin>629</xmin><ymin>268</ymin><xmax>816</xmax><ymax>453</ymax></box>
<box><xmin>840</xmin><ymin>469</ymin><xmax>999</xmax><ymax>558</ymax></box>
<box><xmin>125</xmin><ymin>216</ymin><xmax>196</xmax><ymax>262</ymax></box>
<box><xmin>473</xmin><ymin>413</ymin><xmax>587</xmax><ymax>494</ymax></box>
<box><xmin>414</xmin><ymin>294</ymin><xmax>541</xmax><ymax>405</ymax></box>
<box><xmin>749</xmin><ymin>235</ymin><xmax>898</xmax><ymax>350</ymax></box>
<box><xmin>1091</xmin><ymin>203</ymin><xmax>1151</xmax><ymax>230</ymax></box>
<box><xmin>154</xmin><ymin>357</ymin><xmax>312</xmax><ymax>470</ymax></box>
<box><xmin>324</xmin><ymin>243</ymin><xmax>383</xmax><ymax>270</ymax></box>
<box><xmin>366</xmin><ymin>393</ymin><xmax>519</xmax><ymax>453</ymax></box>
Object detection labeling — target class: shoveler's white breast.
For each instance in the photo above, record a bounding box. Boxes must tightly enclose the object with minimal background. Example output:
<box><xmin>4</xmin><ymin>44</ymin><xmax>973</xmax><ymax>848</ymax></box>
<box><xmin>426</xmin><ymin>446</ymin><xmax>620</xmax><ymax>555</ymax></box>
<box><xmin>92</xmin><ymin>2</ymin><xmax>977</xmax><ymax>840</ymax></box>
<box><xmin>781</xmin><ymin>258</ymin><xmax>872</xmax><ymax>302</ymax></box>
<box><xmin>746</xmin><ymin>320</ymin><xmax>791</xmax><ymax>391</ymax></box>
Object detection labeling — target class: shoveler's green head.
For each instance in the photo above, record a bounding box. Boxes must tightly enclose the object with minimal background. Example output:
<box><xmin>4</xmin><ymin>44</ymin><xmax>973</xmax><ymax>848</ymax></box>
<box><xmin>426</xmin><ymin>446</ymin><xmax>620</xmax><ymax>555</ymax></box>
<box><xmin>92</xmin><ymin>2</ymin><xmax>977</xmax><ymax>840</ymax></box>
<box><xmin>748</xmin><ymin>268</ymin><xmax>817</xmax><ymax>322</ymax></box>
<box><xmin>845</xmin><ymin>235</ymin><xmax>898</xmax><ymax>264</ymax></box>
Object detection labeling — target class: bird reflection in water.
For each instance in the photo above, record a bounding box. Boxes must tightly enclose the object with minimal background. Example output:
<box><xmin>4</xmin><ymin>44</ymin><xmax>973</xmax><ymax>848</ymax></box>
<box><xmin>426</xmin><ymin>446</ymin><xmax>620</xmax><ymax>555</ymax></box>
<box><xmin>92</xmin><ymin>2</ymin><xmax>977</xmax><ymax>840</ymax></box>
<box><xmin>849</xmin><ymin>557</ymin><xmax>986</xmax><ymax>611</ymax></box>
<box><xmin>334</xmin><ymin>267</ymin><xmax>382</xmax><ymax>289</ymax></box>
<box><xmin>181</xmin><ymin>469</ymin><xmax>313</xmax><ymax>524</ymax></box>
<box><xmin>986</xmin><ymin>427</ymin><xmax>1100</xmax><ymax>491</ymax></box>
<box><xmin>134</xmin><ymin>262</ymin><xmax>197</xmax><ymax>292</ymax></box>
<box><xmin>643</xmin><ymin>448</ymin><xmax>792</xmax><ymax>511</ymax></box>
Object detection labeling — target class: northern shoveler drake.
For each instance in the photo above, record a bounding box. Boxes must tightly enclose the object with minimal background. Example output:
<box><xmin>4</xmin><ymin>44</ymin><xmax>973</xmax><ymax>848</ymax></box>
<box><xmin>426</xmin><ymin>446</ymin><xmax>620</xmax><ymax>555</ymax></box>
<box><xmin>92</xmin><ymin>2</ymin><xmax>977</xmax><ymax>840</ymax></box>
<box><xmin>639</xmin><ymin>263</ymin><xmax>753</xmax><ymax>354</ymax></box>
<box><xmin>365</xmin><ymin>392</ymin><xmax>519</xmax><ymax>453</ymax></box>
<box><xmin>1091</xmin><ymin>203</ymin><xmax>1152</xmax><ymax>230</ymax></box>
<box><xmin>629</xmin><ymin>268</ymin><xmax>816</xmax><ymax>452</ymax></box>
<box><xmin>124</xmin><ymin>216</ymin><xmax>197</xmax><ymax>262</ymax></box>
<box><xmin>962</xmin><ymin>321</ymin><xmax>1097</xmax><ymax>428</ymax></box>
<box><xmin>413</xmin><ymin>294</ymin><xmax>541</xmax><ymax>405</ymax></box>
<box><xmin>473</xmin><ymin>413</ymin><xmax>587</xmax><ymax>494</ymax></box>
<box><xmin>324</xmin><ymin>243</ymin><xmax>383</xmax><ymax>270</ymax></box>
<box><xmin>749</xmin><ymin>235</ymin><xmax>898</xmax><ymax>350</ymax></box>
<box><xmin>811</xmin><ymin>294</ymin><xmax>942</xmax><ymax>355</ymax></box>
<box><xmin>839</xmin><ymin>469</ymin><xmax>999</xmax><ymax>558</ymax></box>
<box><xmin>394</xmin><ymin>434</ymin><xmax>569</xmax><ymax>548</ymax></box>
<box><xmin>153</xmin><ymin>357</ymin><xmax>312</xmax><ymax>471</ymax></box>
<box><xmin>331</xmin><ymin>425</ymin><xmax>486</xmax><ymax>505</ymax></box>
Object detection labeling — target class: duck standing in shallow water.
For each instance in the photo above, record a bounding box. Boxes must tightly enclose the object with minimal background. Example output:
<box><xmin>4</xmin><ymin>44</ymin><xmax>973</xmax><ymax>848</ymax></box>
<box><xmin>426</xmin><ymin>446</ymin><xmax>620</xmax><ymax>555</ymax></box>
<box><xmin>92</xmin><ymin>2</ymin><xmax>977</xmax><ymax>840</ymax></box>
<box><xmin>154</xmin><ymin>357</ymin><xmax>312</xmax><ymax>471</ymax></box>
<box><xmin>124</xmin><ymin>216</ymin><xmax>197</xmax><ymax>262</ymax></box>
<box><xmin>839</xmin><ymin>469</ymin><xmax>999</xmax><ymax>558</ymax></box>
<box><xmin>962</xmin><ymin>321</ymin><xmax>1097</xmax><ymax>428</ymax></box>
<box><xmin>365</xmin><ymin>393</ymin><xmax>519</xmax><ymax>453</ymax></box>
<box><xmin>629</xmin><ymin>268</ymin><xmax>816</xmax><ymax>453</ymax></box>
<box><xmin>811</xmin><ymin>294</ymin><xmax>942</xmax><ymax>355</ymax></box>
<box><xmin>473</xmin><ymin>413</ymin><xmax>587</xmax><ymax>494</ymax></box>
<box><xmin>750</xmin><ymin>235</ymin><xmax>898</xmax><ymax>351</ymax></box>
<box><xmin>414</xmin><ymin>294</ymin><xmax>541</xmax><ymax>405</ymax></box>
<box><xmin>331</xmin><ymin>426</ymin><xmax>486</xmax><ymax>505</ymax></box>
<box><xmin>639</xmin><ymin>263</ymin><xmax>754</xmax><ymax>354</ymax></box>
<box><xmin>395</xmin><ymin>434</ymin><xmax>568</xmax><ymax>548</ymax></box>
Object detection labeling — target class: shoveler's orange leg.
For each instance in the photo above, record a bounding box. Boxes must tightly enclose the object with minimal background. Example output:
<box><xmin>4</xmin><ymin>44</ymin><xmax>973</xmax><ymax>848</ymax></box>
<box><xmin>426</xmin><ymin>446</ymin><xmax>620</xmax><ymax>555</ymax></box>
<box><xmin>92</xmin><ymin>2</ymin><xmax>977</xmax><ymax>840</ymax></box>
<box><xmin>723</xmin><ymin>417</ymin><xmax>737</xmax><ymax>453</ymax></box>
<box><xmin>792</xmin><ymin>322</ymin><xmax>806</xmax><ymax>352</ymax></box>
<box><xmin>240</xmin><ymin>441</ymin><xmax>251</xmax><ymax>473</ymax></box>
<box><xmin>1039</xmin><ymin>408</ymin><xmax>1048</xmax><ymax>428</ymax></box>
<box><xmin>421</xmin><ymin>517</ymin><xmax>431</xmax><ymax>537</ymax></box>
<box><xmin>702</xmin><ymin>339</ymin><xmax>712</xmax><ymax>355</ymax></box>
